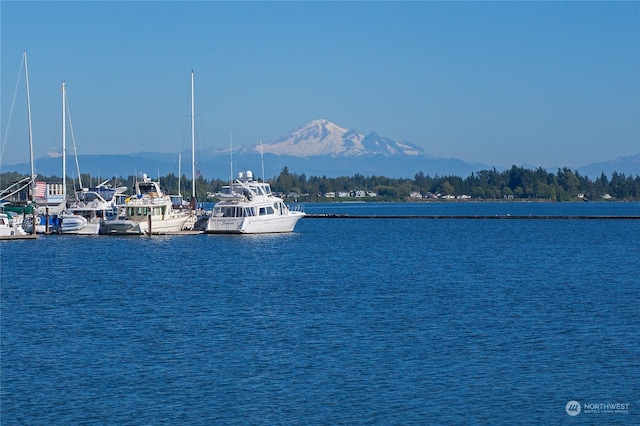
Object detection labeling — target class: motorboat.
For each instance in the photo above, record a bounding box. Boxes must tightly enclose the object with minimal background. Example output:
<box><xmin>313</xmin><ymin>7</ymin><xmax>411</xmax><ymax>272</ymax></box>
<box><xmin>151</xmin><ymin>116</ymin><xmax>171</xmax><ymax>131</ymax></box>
<box><xmin>204</xmin><ymin>170</ymin><xmax>305</xmax><ymax>234</ymax></box>
<box><xmin>60</xmin><ymin>183</ymin><xmax>126</xmax><ymax>235</ymax></box>
<box><xmin>0</xmin><ymin>211</ymin><xmax>35</xmax><ymax>240</ymax></box>
<box><xmin>100</xmin><ymin>174</ymin><xmax>190</xmax><ymax>235</ymax></box>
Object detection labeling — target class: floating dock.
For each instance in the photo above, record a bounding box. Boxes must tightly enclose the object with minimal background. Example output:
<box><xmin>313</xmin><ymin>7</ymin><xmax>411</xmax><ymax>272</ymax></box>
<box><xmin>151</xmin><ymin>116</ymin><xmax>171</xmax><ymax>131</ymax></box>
<box><xmin>0</xmin><ymin>234</ymin><xmax>38</xmax><ymax>240</ymax></box>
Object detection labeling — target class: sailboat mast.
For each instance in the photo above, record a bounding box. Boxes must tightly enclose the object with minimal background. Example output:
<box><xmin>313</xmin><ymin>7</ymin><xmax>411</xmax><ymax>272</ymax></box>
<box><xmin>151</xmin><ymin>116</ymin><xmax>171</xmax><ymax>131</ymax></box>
<box><xmin>62</xmin><ymin>82</ymin><xmax>66</xmax><ymax>199</ymax></box>
<box><xmin>191</xmin><ymin>70</ymin><xmax>196</xmax><ymax>200</ymax></box>
<box><xmin>23</xmin><ymin>51</ymin><xmax>35</xmax><ymax>200</ymax></box>
<box><xmin>178</xmin><ymin>152</ymin><xmax>181</xmax><ymax>196</ymax></box>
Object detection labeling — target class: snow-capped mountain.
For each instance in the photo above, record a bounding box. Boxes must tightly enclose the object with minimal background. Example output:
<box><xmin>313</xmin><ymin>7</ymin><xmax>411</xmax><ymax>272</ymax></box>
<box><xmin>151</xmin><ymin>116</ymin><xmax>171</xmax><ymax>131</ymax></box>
<box><xmin>256</xmin><ymin>119</ymin><xmax>426</xmax><ymax>158</ymax></box>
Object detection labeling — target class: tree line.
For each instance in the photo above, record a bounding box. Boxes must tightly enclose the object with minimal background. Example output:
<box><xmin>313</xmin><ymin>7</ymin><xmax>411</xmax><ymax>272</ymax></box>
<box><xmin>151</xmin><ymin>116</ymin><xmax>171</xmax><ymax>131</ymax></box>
<box><xmin>270</xmin><ymin>166</ymin><xmax>638</xmax><ymax>201</ymax></box>
<box><xmin>1</xmin><ymin>165</ymin><xmax>639</xmax><ymax>202</ymax></box>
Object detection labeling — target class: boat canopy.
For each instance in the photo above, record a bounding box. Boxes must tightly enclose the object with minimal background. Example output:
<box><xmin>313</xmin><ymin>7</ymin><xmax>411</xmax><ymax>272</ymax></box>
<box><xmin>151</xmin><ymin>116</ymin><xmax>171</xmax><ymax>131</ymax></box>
<box><xmin>2</xmin><ymin>204</ymin><xmax>37</xmax><ymax>215</ymax></box>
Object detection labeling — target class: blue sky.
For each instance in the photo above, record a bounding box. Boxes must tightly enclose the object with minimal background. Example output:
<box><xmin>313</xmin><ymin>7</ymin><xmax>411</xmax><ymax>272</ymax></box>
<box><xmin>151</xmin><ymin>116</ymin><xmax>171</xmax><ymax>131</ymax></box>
<box><xmin>1</xmin><ymin>1</ymin><xmax>639</xmax><ymax>171</ymax></box>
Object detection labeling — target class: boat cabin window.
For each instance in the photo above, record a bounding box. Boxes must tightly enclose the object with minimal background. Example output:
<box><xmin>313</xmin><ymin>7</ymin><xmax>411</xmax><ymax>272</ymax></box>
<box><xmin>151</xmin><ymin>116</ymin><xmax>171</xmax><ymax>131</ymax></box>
<box><xmin>250</xmin><ymin>185</ymin><xmax>263</xmax><ymax>196</ymax></box>
<box><xmin>216</xmin><ymin>206</ymin><xmax>244</xmax><ymax>217</ymax></box>
<box><xmin>128</xmin><ymin>206</ymin><xmax>150</xmax><ymax>217</ymax></box>
<box><xmin>219</xmin><ymin>186</ymin><xmax>233</xmax><ymax>195</ymax></box>
<box><xmin>259</xmin><ymin>206</ymin><xmax>275</xmax><ymax>216</ymax></box>
<box><xmin>139</xmin><ymin>183</ymin><xmax>161</xmax><ymax>196</ymax></box>
<box><xmin>275</xmin><ymin>202</ymin><xmax>287</xmax><ymax>215</ymax></box>
<box><xmin>78</xmin><ymin>191</ymin><xmax>98</xmax><ymax>202</ymax></box>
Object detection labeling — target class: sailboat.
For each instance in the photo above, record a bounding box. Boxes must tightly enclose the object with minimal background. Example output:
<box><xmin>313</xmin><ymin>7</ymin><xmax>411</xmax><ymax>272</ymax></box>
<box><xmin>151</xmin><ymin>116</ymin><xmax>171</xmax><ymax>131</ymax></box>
<box><xmin>173</xmin><ymin>70</ymin><xmax>208</xmax><ymax>231</ymax></box>
<box><xmin>1</xmin><ymin>50</ymin><xmax>38</xmax><ymax>238</ymax></box>
<box><xmin>56</xmin><ymin>83</ymin><xmax>126</xmax><ymax>235</ymax></box>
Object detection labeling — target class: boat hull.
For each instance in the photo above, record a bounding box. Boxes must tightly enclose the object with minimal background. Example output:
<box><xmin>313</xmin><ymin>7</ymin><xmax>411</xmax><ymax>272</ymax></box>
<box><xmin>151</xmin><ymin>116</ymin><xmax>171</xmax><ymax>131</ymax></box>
<box><xmin>204</xmin><ymin>211</ymin><xmax>305</xmax><ymax>234</ymax></box>
<box><xmin>100</xmin><ymin>219</ymin><xmax>142</xmax><ymax>235</ymax></box>
<box><xmin>138</xmin><ymin>216</ymin><xmax>190</xmax><ymax>234</ymax></box>
<box><xmin>60</xmin><ymin>215</ymin><xmax>102</xmax><ymax>235</ymax></box>
<box><xmin>100</xmin><ymin>216</ymin><xmax>189</xmax><ymax>235</ymax></box>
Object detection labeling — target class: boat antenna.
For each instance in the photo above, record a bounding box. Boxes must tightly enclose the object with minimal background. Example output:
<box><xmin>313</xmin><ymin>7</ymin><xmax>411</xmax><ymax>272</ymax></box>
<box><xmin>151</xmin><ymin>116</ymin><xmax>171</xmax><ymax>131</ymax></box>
<box><xmin>260</xmin><ymin>139</ymin><xmax>265</xmax><ymax>183</ymax></box>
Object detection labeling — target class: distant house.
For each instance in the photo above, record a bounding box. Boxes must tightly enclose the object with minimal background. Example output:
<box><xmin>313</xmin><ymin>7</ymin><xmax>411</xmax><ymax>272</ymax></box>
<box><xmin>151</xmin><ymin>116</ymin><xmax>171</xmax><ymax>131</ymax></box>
<box><xmin>325</xmin><ymin>192</ymin><xmax>335</xmax><ymax>198</ymax></box>
<box><xmin>457</xmin><ymin>194</ymin><xmax>472</xmax><ymax>199</ymax></box>
<box><xmin>338</xmin><ymin>191</ymin><xmax>350</xmax><ymax>198</ymax></box>
<box><xmin>409</xmin><ymin>191</ymin><xmax>423</xmax><ymax>199</ymax></box>
<box><xmin>367</xmin><ymin>191</ymin><xmax>378</xmax><ymax>197</ymax></box>
<box><xmin>353</xmin><ymin>190</ymin><xmax>366</xmax><ymax>198</ymax></box>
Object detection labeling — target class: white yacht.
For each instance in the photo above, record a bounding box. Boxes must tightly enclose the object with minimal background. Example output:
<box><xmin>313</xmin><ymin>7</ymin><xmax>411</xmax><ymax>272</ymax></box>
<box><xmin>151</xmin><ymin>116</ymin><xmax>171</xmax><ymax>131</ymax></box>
<box><xmin>205</xmin><ymin>171</ymin><xmax>305</xmax><ymax>234</ymax></box>
<box><xmin>101</xmin><ymin>174</ymin><xmax>190</xmax><ymax>235</ymax></box>
<box><xmin>0</xmin><ymin>211</ymin><xmax>34</xmax><ymax>240</ymax></box>
<box><xmin>60</xmin><ymin>183</ymin><xmax>126</xmax><ymax>235</ymax></box>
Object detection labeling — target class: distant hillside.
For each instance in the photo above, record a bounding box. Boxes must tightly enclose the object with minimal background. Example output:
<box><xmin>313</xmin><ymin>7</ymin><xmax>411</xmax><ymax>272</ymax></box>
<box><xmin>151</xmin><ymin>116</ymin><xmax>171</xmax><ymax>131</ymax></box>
<box><xmin>576</xmin><ymin>153</ymin><xmax>639</xmax><ymax>179</ymax></box>
<box><xmin>2</xmin><ymin>119</ymin><xmax>637</xmax><ymax>179</ymax></box>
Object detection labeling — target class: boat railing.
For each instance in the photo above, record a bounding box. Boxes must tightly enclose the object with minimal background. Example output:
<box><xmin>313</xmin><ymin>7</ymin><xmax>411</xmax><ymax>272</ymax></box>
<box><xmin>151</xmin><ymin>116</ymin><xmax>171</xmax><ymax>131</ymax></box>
<box><xmin>289</xmin><ymin>203</ymin><xmax>305</xmax><ymax>213</ymax></box>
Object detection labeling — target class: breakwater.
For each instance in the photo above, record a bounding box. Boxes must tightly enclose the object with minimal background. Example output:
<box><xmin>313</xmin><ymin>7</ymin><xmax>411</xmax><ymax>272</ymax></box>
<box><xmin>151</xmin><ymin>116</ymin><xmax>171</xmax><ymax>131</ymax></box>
<box><xmin>305</xmin><ymin>214</ymin><xmax>640</xmax><ymax>220</ymax></box>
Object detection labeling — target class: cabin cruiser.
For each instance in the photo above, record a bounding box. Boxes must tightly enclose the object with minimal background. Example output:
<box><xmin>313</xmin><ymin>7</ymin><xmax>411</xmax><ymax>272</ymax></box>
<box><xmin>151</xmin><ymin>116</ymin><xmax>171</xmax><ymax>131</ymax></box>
<box><xmin>205</xmin><ymin>171</ymin><xmax>305</xmax><ymax>234</ymax></box>
<box><xmin>60</xmin><ymin>182</ymin><xmax>126</xmax><ymax>235</ymax></box>
<box><xmin>0</xmin><ymin>211</ymin><xmax>33</xmax><ymax>239</ymax></box>
<box><xmin>100</xmin><ymin>174</ymin><xmax>190</xmax><ymax>235</ymax></box>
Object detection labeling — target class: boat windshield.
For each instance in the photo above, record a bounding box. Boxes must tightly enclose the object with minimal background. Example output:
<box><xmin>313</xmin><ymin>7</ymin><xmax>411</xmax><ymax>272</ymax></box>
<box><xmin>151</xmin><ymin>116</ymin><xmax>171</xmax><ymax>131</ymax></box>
<box><xmin>219</xmin><ymin>186</ymin><xmax>233</xmax><ymax>195</ymax></box>
<box><xmin>78</xmin><ymin>191</ymin><xmax>99</xmax><ymax>202</ymax></box>
<box><xmin>138</xmin><ymin>183</ymin><xmax>160</xmax><ymax>195</ymax></box>
<box><xmin>215</xmin><ymin>206</ymin><xmax>255</xmax><ymax>217</ymax></box>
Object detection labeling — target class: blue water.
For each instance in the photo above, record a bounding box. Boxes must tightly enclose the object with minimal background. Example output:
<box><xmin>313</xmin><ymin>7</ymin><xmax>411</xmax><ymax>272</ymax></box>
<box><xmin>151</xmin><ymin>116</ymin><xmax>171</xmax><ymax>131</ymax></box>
<box><xmin>2</xmin><ymin>202</ymin><xmax>639</xmax><ymax>424</ymax></box>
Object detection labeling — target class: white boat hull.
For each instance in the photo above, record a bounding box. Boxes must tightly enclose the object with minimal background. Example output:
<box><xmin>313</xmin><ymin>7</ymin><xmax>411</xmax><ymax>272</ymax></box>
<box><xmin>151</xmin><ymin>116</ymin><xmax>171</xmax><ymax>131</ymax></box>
<box><xmin>100</xmin><ymin>219</ymin><xmax>142</xmax><ymax>235</ymax></box>
<box><xmin>205</xmin><ymin>211</ymin><xmax>305</xmax><ymax>234</ymax></box>
<box><xmin>138</xmin><ymin>215</ymin><xmax>190</xmax><ymax>234</ymax></box>
<box><xmin>60</xmin><ymin>215</ymin><xmax>102</xmax><ymax>235</ymax></box>
<box><xmin>100</xmin><ymin>216</ymin><xmax>189</xmax><ymax>235</ymax></box>
<box><xmin>0</xmin><ymin>213</ymin><xmax>32</xmax><ymax>239</ymax></box>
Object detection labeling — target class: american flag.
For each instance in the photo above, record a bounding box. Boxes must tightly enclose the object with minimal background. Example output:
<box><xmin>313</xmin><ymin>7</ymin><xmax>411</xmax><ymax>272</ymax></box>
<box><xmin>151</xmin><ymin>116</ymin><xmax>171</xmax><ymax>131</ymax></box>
<box><xmin>34</xmin><ymin>182</ymin><xmax>47</xmax><ymax>199</ymax></box>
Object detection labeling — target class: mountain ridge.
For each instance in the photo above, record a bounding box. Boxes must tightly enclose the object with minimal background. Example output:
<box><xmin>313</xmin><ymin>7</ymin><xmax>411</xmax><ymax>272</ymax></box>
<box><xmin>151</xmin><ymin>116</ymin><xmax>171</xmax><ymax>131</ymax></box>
<box><xmin>2</xmin><ymin>119</ymin><xmax>637</xmax><ymax>179</ymax></box>
<box><xmin>254</xmin><ymin>119</ymin><xmax>427</xmax><ymax>158</ymax></box>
